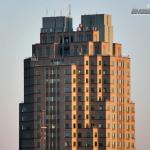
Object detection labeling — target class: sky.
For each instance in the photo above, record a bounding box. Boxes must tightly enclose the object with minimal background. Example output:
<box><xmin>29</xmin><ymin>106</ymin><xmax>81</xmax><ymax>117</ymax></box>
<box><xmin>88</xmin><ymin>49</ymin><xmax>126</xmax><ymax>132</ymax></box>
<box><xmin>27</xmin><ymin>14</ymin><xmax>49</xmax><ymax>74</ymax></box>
<box><xmin>0</xmin><ymin>0</ymin><xmax>150</xmax><ymax>150</ymax></box>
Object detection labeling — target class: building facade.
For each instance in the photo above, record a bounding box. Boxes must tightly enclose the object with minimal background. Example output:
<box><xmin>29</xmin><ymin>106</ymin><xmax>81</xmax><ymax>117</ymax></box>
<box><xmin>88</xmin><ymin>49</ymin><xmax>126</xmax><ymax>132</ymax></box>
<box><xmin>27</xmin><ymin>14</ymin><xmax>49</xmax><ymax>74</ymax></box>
<box><xmin>19</xmin><ymin>14</ymin><xmax>135</xmax><ymax>150</ymax></box>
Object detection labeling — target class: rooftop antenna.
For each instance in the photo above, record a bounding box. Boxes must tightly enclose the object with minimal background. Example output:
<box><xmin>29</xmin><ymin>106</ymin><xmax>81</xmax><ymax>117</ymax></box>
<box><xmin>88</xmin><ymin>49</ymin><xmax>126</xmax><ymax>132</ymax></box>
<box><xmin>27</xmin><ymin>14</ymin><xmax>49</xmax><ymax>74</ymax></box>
<box><xmin>46</xmin><ymin>8</ymin><xmax>48</xmax><ymax>17</ymax></box>
<box><xmin>49</xmin><ymin>8</ymin><xmax>51</xmax><ymax>17</ymax></box>
<box><xmin>60</xmin><ymin>9</ymin><xmax>62</xmax><ymax>16</ymax></box>
<box><xmin>69</xmin><ymin>4</ymin><xmax>71</xmax><ymax>17</ymax></box>
<box><xmin>54</xmin><ymin>9</ymin><xmax>55</xmax><ymax>16</ymax></box>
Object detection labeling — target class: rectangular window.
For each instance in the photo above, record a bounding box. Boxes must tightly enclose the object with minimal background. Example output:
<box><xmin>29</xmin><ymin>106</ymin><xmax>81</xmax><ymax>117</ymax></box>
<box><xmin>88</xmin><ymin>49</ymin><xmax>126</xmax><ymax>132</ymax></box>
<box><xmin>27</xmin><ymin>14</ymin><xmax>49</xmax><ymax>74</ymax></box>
<box><xmin>86</xmin><ymin>60</ymin><xmax>89</xmax><ymax>65</ymax></box>
<box><xmin>65</xmin><ymin>96</ymin><xmax>70</xmax><ymax>101</ymax></box>
<box><xmin>65</xmin><ymin>131</ymin><xmax>71</xmax><ymax>138</ymax></box>
<box><xmin>86</xmin><ymin>70</ymin><xmax>88</xmax><ymax>74</ymax></box>
<box><xmin>99</xmin><ymin>61</ymin><xmax>101</xmax><ymax>65</ymax></box>
<box><xmin>73</xmin><ymin>142</ymin><xmax>76</xmax><ymax>146</ymax></box>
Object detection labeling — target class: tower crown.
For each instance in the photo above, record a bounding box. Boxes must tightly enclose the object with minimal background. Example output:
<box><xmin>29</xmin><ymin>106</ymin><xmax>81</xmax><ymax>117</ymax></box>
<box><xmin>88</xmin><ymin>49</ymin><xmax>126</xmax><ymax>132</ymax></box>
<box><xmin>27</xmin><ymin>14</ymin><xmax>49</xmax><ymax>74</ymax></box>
<box><xmin>41</xmin><ymin>16</ymin><xmax>73</xmax><ymax>33</ymax></box>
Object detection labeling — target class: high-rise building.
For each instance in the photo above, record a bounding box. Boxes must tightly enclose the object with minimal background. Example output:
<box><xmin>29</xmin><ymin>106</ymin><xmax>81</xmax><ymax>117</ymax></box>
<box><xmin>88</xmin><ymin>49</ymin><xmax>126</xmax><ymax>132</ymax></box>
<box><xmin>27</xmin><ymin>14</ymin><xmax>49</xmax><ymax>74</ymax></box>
<box><xmin>19</xmin><ymin>14</ymin><xmax>135</xmax><ymax>150</ymax></box>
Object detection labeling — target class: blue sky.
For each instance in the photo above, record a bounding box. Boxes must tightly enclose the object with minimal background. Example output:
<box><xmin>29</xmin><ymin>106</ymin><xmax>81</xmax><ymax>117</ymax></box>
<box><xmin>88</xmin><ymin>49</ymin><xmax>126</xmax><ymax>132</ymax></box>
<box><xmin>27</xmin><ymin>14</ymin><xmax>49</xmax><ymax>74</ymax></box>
<box><xmin>0</xmin><ymin>0</ymin><xmax>150</xmax><ymax>150</ymax></box>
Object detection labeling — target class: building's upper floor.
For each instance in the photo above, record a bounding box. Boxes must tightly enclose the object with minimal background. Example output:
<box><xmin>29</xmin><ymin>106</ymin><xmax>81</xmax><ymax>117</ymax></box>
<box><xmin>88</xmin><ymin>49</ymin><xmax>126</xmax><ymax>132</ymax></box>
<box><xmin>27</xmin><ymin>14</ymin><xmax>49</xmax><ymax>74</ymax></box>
<box><xmin>32</xmin><ymin>14</ymin><xmax>123</xmax><ymax>58</ymax></box>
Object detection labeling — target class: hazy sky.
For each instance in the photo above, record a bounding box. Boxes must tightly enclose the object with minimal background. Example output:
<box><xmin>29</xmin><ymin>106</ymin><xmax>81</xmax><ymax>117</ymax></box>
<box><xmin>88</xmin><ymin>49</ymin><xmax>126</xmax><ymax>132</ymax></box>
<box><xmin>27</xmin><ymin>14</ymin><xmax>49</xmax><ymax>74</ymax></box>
<box><xmin>0</xmin><ymin>0</ymin><xmax>150</xmax><ymax>150</ymax></box>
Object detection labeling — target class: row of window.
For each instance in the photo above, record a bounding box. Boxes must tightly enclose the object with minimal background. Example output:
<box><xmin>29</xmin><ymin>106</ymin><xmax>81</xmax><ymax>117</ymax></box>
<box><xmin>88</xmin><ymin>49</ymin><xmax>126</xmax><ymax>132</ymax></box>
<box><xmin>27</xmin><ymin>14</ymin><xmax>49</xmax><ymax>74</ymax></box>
<box><xmin>66</xmin><ymin>78</ymin><xmax>130</xmax><ymax>85</ymax></box>
<box><xmin>64</xmin><ymin>68</ymin><xmax>129</xmax><ymax>77</ymax></box>
<box><xmin>64</xmin><ymin>130</ymin><xmax>134</xmax><ymax>140</ymax></box>
<box><xmin>64</xmin><ymin>86</ymin><xmax>129</xmax><ymax>96</ymax></box>
<box><xmin>84</xmin><ymin>60</ymin><xmax>130</xmax><ymax>68</ymax></box>
<box><xmin>64</xmin><ymin>141</ymin><xmax>134</xmax><ymax>148</ymax></box>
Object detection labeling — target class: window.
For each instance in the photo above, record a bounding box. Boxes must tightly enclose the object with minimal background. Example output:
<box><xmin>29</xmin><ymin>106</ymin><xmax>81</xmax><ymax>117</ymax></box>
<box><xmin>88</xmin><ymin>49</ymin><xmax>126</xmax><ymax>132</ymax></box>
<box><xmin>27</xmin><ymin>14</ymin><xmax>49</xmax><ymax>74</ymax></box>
<box><xmin>91</xmin><ymin>78</ymin><xmax>94</xmax><ymax>83</ymax></box>
<box><xmin>98</xmin><ymin>96</ymin><xmax>102</xmax><ymax>101</ymax></box>
<box><xmin>126</xmin><ymin>106</ymin><xmax>130</xmax><ymax>113</ymax></box>
<box><xmin>78</xmin><ymin>105</ymin><xmax>82</xmax><ymax>111</ymax></box>
<box><xmin>73</xmin><ymin>78</ymin><xmax>76</xmax><ymax>83</ymax></box>
<box><xmin>65</xmin><ymin>87</ymin><xmax>71</xmax><ymax>93</ymax></box>
<box><xmin>91</xmin><ymin>70</ymin><xmax>94</xmax><ymax>75</ymax></box>
<box><xmin>118</xmin><ymin>106</ymin><xmax>122</xmax><ymax>111</ymax></box>
<box><xmin>65</xmin><ymin>114</ymin><xmax>69</xmax><ymax>119</ymax></box>
<box><xmin>65</xmin><ymin>96</ymin><xmax>69</xmax><ymax>101</ymax></box>
<box><xmin>112</xmin><ymin>106</ymin><xmax>115</xmax><ymax>111</ymax></box>
<box><xmin>73</xmin><ymin>132</ymin><xmax>76</xmax><ymax>137</ymax></box>
<box><xmin>126</xmin><ymin>62</ymin><xmax>130</xmax><ymax>68</ymax></box>
<box><xmin>95</xmin><ymin>133</ymin><xmax>98</xmax><ymax>138</ymax></box>
<box><xmin>126</xmin><ymin>124</ymin><xmax>130</xmax><ymax>130</ymax></box>
<box><xmin>78</xmin><ymin>96</ymin><xmax>82</xmax><ymax>101</ymax></box>
<box><xmin>99</xmin><ymin>106</ymin><xmax>103</xmax><ymax>110</ymax></box>
<box><xmin>78</xmin><ymin>114</ymin><xmax>82</xmax><ymax>119</ymax></box>
<box><xmin>86</xmin><ymin>78</ymin><xmax>88</xmax><ymax>83</ymax></box>
<box><xmin>99</xmin><ymin>143</ymin><xmax>103</xmax><ymax>147</ymax></box>
<box><xmin>78</xmin><ymin>123</ymin><xmax>82</xmax><ymax>128</ymax></box>
<box><xmin>73</xmin><ymin>96</ymin><xmax>76</xmax><ymax>101</ymax></box>
<box><xmin>86</xmin><ymin>96</ymin><xmax>89</xmax><ymax>101</ymax></box>
<box><xmin>86</xmin><ymin>105</ymin><xmax>89</xmax><ymax>110</ymax></box>
<box><xmin>73</xmin><ymin>123</ymin><xmax>76</xmax><ymax>128</ymax></box>
<box><xmin>65</xmin><ymin>131</ymin><xmax>71</xmax><ymax>138</ymax></box>
<box><xmin>78</xmin><ymin>141</ymin><xmax>82</xmax><ymax>147</ymax></box>
<box><xmin>112</xmin><ymin>133</ymin><xmax>115</xmax><ymax>139</ymax></box>
<box><xmin>99</xmin><ymin>78</ymin><xmax>101</xmax><ymax>83</ymax></box>
<box><xmin>86</xmin><ymin>132</ymin><xmax>91</xmax><ymax>137</ymax></box>
<box><xmin>65</xmin><ymin>124</ymin><xmax>69</xmax><ymax>129</ymax></box>
<box><xmin>111</xmin><ymin>88</ymin><xmax>114</xmax><ymax>93</ymax></box>
<box><xmin>112</xmin><ymin>124</ymin><xmax>115</xmax><ymax>129</ymax></box>
<box><xmin>126</xmin><ymin>115</ymin><xmax>130</xmax><ymax>121</ymax></box>
<box><xmin>132</xmin><ymin>143</ymin><xmax>135</xmax><ymax>148</ymax></box>
<box><xmin>78</xmin><ymin>132</ymin><xmax>82</xmax><ymax>138</ymax></box>
<box><xmin>112</xmin><ymin>114</ymin><xmax>115</xmax><ymax>120</ymax></box>
<box><xmin>99</xmin><ymin>61</ymin><xmax>101</xmax><ymax>65</ymax></box>
<box><xmin>86</xmin><ymin>60</ymin><xmax>89</xmax><ymax>65</ymax></box>
<box><xmin>91</xmin><ymin>88</ymin><xmax>95</xmax><ymax>92</ymax></box>
<box><xmin>86</xmin><ymin>70</ymin><xmax>88</xmax><ymax>74</ymax></box>
<box><xmin>65</xmin><ymin>69</ymin><xmax>71</xmax><ymax>75</ymax></box>
<box><xmin>107</xmin><ymin>123</ymin><xmax>110</xmax><ymax>129</ymax></box>
<box><xmin>37</xmin><ymin>79</ymin><xmax>41</xmax><ymax>85</ymax></box>
<box><xmin>37</xmin><ymin>97</ymin><xmax>41</xmax><ymax>103</ymax></box>
<box><xmin>64</xmin><ymin>78</ymin><xmax>71</xmax><ymax>84</ymax></box>
<box><xmin>78</xmin><ymin>69</ymin><xmax>83</xmax><ymax>74</ymax></box>
<box><xmin>73</xmin><ymin>142</ymin><xmax>76</xmax><ymax>146</ymax></box>
<box><xmin>86</xmin><ymin>115</ymin><xmax>89</xmax><ymax>119</ymax></box>
<box><xmin>107</xmin><ymin>142</ymin><xmax>110</xmax><ymax>147</ymax></box>
<box><xmin>65</xmin><ymin>141</ymin><xmax>69</xmax><ymax>147</ymax></box>
<box><xmin>86</xmin><ymin>87</ymin><xmax>88</xmax><ymax>92</ymax></box>
<box><xmin>118</xmin><ymin>124</ymin><xmax>122</xmax><ymax>129</ymax></box>
<box><xmin>103</xmin><ymin>60</ymin><xmax>109</xmax><ymax>66</ymax></box>
<box><xmin>65</xmin><ymin>105</ymin><xmax>70</xmax><ymax>111</ymax></box>
<box><xmin>73</xmin><ymin>87</ymin><xmax>76</xmax><ymax>92</ymax></box>
<box><xmin>111</xmin><ymin>61</ymin><xmax>115</xmax><ymax>66</ymax></box>
<box><xmin>99</xmin><ymin>70</ymin><xmax>101</xmax><ymax>75</ymax></box>
<box><xmin>78</xmin><ymin>78</ymin><xmax>82</xmax><ymax>83</ymax></box>
<box><xmin>99</xmin><ymin>88</ymin><xmax>101</xmax><ymax>92</ymax></box>
<box><xmin>131</xmin><ymin>125</ymin><xmax>134</xmax><ymax>130</ymax></box>
<box><xmin>95</xmin><ymin>45</ymin><xmax>99</xmax><ymax>54</ymax></box>
<box><xmin>91</xmin><ymin>106</ymin><xmax>94</xmax><ymax>111</ymax></box>
<box><xmin>73</xmin><ymin>105</ymin><xmax>76</xmax><ymax>110</ymax></box>
<box><xmin>78</xmin><ymin>87</ymin><xmax>82</xmax><ymax>92</ymax></box>
<box><xmin>73</xmin><ymin>70</ymin><xmax>76</xmax><ymax>74</ymax></box>
<box><xmin>131</xmin><ymin>116</ymin><xmax>134</xmax><ymax>121</ymax></box>
<box><xmin>111</xmin><ymin>70</ymin><xmax>114</xmax><ymax>75</ymax></box>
